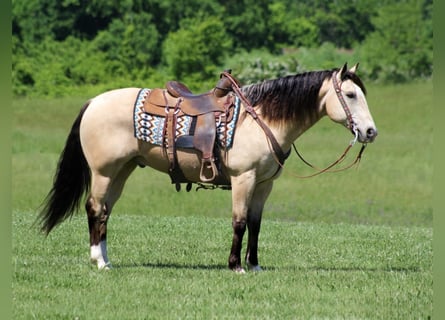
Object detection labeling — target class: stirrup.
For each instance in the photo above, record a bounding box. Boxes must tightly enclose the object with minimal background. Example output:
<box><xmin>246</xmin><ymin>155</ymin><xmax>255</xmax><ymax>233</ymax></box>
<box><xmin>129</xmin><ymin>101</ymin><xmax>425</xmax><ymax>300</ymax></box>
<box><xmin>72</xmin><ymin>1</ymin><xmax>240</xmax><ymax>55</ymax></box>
<box><xmin>199</xmin><ymin>158</ymin><xmax>217</xmax><ymax>182</ymax></box>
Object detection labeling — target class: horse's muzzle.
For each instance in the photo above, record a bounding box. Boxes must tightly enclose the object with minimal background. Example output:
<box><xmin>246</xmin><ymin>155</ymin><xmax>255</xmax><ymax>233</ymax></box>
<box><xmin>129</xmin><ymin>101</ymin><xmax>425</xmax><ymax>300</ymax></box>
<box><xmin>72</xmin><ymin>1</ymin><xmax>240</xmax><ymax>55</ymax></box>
<box><xmin>367</xmin><ymin>127</ymin><xmax>378</xmax><ymax>141</ymax></box>
<box><xmin>358</xmin><ymin>127</ymin><xmax>378</xmax><ymax>143</ymax></box>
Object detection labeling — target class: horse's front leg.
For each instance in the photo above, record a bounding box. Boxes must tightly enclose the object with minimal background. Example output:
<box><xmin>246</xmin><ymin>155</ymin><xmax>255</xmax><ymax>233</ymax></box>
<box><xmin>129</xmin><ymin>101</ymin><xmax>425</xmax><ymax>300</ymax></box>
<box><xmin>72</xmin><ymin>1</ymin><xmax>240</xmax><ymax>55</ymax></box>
<box><xmin>228</xmin><ymin>173</ymin><xmax>256</xmax><ymax>273</ymax></box>
<box><xmin>245</xmin><ymin>181</ymin><xmax>273</xmax><ymax>272</ymax></box>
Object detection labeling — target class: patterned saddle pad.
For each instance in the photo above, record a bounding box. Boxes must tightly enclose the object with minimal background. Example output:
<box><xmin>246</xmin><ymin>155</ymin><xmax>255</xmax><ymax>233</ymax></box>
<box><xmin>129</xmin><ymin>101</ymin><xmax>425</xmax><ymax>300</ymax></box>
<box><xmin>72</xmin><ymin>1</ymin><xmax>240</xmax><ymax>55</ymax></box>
<box><xmin>133</xmin><ymin>88</ymin><xmax>240</xmax><ymax>149</ymax></box>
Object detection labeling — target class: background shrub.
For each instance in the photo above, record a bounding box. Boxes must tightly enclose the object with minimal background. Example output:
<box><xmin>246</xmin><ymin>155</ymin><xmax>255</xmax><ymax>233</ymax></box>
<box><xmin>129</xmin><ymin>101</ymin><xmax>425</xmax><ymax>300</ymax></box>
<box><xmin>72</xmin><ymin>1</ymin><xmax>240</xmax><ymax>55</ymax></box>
<box><xmin>12</xmin><ymin>0</ymin><xmax>432</xmax><ymax>97</ymax></box>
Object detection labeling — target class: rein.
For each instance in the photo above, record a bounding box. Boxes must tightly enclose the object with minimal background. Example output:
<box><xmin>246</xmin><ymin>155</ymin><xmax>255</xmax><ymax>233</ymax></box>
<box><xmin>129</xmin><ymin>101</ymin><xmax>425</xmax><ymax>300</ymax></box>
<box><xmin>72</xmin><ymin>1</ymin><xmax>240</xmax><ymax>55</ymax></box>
<box><xmin>222</xmin><ymin>71</ymin><xmax>367</xmax><ymax>179</ymax></box>
<box><xmin>291</xmin><ymin>136</ymin><xmax>367</xmax><ymax>178</ymax></box>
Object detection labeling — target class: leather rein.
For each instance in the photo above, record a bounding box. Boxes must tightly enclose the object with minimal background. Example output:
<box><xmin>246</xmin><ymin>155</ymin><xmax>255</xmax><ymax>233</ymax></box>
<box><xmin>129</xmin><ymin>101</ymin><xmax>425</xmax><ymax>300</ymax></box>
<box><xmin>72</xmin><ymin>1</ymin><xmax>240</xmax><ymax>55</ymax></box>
<box><xmin>222</xmin><ymin>71</ymin><xmax>367</xmax><ymax>179</ymax></box>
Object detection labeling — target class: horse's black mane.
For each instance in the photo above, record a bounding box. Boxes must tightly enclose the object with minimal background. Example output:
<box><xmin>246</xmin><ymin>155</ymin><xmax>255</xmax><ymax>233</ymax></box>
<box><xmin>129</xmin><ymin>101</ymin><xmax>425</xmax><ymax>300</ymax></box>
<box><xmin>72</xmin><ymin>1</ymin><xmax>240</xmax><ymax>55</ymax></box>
<box><xmin>240</xmin><ymin>68</ymin><xmax>366</xmax><ymax>123</ymax></box>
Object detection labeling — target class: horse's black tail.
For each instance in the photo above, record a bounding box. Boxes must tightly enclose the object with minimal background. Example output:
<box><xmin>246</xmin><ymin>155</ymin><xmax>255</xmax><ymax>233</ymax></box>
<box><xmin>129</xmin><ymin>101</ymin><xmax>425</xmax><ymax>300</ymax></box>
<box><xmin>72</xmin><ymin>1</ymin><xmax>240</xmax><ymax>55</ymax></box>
<box><xmin>37</xmin><ymin>101</ymin><xmax>92</xmax><ymax>235</ymax></box>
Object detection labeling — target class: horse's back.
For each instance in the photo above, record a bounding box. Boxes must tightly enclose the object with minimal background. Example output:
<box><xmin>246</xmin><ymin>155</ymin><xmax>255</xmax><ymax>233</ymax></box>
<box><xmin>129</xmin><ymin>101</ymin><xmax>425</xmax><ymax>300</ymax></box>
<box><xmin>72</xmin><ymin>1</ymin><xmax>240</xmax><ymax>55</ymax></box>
<box><xmin>92</xmin><ymin>87</ymin><xmax>141</xmax><ymax>104</ymax></box>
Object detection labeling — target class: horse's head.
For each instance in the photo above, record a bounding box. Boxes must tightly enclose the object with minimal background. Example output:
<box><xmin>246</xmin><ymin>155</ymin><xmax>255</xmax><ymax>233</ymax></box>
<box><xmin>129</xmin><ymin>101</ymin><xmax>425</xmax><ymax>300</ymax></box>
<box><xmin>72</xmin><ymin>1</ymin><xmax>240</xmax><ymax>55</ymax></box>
<box><xmin>324</xmin><ymin>63</ymin><xmax>377</xmax><ymax>143</ymax></box>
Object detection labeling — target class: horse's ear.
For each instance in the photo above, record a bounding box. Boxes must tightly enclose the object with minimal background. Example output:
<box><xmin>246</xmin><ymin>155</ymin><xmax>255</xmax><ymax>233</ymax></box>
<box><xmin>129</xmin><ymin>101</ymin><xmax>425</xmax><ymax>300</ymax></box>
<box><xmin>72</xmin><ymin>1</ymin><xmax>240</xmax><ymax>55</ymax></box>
<box><xmin>349</xmin><ymin>63</ymin><xmax>359</xmax><ymax>74</ymax></box>
<box><xmin>339</xmin><ymin>63</ymin><xmax>348</xmax><ymax>79</ymax></box>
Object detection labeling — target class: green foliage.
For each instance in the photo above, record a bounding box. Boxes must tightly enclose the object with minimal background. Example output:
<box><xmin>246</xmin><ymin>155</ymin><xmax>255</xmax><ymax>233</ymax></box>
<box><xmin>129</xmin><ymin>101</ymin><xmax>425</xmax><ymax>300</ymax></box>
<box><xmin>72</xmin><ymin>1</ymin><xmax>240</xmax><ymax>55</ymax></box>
<box><xmin>357</xmin><ymin>0</ymin><xmax>433</xmax><ymax>82</ymax></box>
<box><xmin>312</xmin><ymin>0</ymin><xmax>374</xmax><ymax>48</ymax></box>
<box><xmin>288</xmin><ymin>42</ymin><xmax>358</xmax><ymax>72</ymax></box>
<box><xmin>163</xmin><ymin>17</ymin><xmax>232</xmax><ymax>80</ymax></box>
<box><xmin>223</xmin><ymin>0</ymin><xmax>269</xmax><ymax>50</ymax></box>
<box><xmin>12</xmin><ymin>35</ymin><xmax>34</xmax><ymax>96</ymax></box>
<box><xmin>224</xmin><ymin>43</ymin><xmax>358</xmax><ymax>85</ymax></box>
<box><xmin>12</xmin><ymin>0</ymin><xmax>432</xmax><ymax>97</ymax></box>
<box><xmin>267</xmin><ymin>2</ymin><xmax>319</xmax><ymax>51</ymax></box>
<box><xmin>12</xmin><ymin>0</ymin><xmax>57</xmax><ymax>42</ymax></box>
<box><xmin>92</xmin><ymin>12</ymin><xmax>161</xmax><ymax>79</ymax></box>
<box><xmin>12</xmin><ymin>36</ymin><xmax>111</xmax><ymax>97</ymax></box>
<box><xmin>223</xmin><ymin>50</ymin><xmax>299</xmax><ymax>84</ymax></box>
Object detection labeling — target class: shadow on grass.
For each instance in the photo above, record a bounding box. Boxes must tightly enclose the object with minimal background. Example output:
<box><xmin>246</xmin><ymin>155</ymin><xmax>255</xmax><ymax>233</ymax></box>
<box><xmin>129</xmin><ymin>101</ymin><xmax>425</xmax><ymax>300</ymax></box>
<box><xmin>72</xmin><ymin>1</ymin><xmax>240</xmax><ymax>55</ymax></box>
<box><xmin>113</xmin><ymin>262</ymin><xmax>423</xmax><ymax>273</ymax></box>
<box><xmin>113</xmin><ymin>262</ymin><xmax>227</xmax><ymax>271</ymax></box>
<box><xmin>262</xmin><ymin>265</ymin><xmax>423</xmax><ymax>273</ymax></box>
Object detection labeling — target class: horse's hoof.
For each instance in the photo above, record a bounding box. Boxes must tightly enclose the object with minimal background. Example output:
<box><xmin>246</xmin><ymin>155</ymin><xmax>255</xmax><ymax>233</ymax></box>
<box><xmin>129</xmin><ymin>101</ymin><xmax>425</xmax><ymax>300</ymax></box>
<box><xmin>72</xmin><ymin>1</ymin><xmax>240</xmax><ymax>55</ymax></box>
<box><xmin>234</xmin><ymin>267</ymin><xmax>246</xmax><ymax>274</ymax></box>
<box><xmin>92</xmin><ymin>258</ymin><xmax>112</xmax><ymax>270</ymax></box>
<box><xmin>249</xmin><ymin>265</ymin><xmax>263</xmax><ymax>272</ymax></box>
<box><xmin>101</xmin><ymin>264</ymin><xmax>112</xmax><ymax>271</ymax></box>
<box><xmin>98</xmin><ymin>262</ymin><xmax>112</xmax><ymax>270</ymax></box>
<box><xmin>246</xmin><ymin>260</ymin><xmax>263</xmax><ymax>272</ymax></box>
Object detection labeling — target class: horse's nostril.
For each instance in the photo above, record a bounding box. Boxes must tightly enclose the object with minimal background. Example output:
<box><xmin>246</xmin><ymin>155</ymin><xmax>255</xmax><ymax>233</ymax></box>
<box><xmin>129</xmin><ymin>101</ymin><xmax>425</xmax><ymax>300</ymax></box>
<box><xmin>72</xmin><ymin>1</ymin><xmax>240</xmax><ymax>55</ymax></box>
<box><xmin>367</xmin><ymin>128</ymin><xmax>377</xmax><ymax>139</ymax></box>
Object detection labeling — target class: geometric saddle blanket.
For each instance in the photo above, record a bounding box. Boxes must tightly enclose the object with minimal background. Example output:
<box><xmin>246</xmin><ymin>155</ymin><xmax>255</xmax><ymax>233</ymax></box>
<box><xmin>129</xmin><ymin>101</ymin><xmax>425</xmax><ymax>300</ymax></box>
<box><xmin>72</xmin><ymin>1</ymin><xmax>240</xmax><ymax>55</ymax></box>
<box><xmin>133</xmin><ymin>88</ymin><xmax>240</xmax><ymax>149</ymax></box>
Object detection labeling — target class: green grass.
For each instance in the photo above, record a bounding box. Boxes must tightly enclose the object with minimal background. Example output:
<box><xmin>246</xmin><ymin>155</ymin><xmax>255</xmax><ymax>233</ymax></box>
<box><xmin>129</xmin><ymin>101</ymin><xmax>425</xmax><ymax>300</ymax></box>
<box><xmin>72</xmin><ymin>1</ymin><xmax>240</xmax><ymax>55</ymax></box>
<box><xmin>13</xmin><ymin>212</ymin><xmax>432</xmax><ymax>319</ymax></box>
<box><xmin>12</xmin><ymin>81</ymin><xmax>433</xmax><ymax>318</ymax></box>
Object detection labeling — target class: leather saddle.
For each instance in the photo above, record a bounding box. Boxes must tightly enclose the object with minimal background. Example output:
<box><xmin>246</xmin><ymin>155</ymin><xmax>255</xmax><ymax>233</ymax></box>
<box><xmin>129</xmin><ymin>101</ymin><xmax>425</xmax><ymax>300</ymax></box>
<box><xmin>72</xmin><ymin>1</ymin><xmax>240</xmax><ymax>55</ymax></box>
<box><xmin>142</xmin><ymin>71</ymin><xmax>237</xmax><ymax>188</ymax></box>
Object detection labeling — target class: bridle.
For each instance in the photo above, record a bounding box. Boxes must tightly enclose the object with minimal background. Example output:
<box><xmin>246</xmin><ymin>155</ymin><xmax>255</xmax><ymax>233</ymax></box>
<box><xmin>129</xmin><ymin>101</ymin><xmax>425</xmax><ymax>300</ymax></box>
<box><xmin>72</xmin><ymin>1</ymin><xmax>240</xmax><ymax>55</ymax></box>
<box><xmin>222</xmin><ymin>71</ymin><xmax>367</xmax><ymax>179</ymax></box>
<box><xmin>289</xmin><ymin>71</ymin><xmax>367</xmax><ymax>178</ymax></box>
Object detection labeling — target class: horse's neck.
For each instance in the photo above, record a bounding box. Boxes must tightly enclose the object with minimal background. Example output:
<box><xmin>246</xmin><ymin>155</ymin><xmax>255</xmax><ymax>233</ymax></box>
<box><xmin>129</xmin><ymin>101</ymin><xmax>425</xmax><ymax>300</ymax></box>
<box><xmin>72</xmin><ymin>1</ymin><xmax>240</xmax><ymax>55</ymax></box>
<box><xmin>260</xmin><ymin>80</ymin><xmax>329</xmax><ymax>152</ymax></box>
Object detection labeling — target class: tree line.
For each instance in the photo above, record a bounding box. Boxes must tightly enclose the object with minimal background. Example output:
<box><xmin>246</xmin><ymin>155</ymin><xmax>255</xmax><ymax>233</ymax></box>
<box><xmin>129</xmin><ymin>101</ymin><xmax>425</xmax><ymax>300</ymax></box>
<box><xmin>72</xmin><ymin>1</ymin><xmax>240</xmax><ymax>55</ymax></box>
<box><xmin>12</xmin><ymin>0</ymin><xmax>432</xmax><ymax>97</ymax></box>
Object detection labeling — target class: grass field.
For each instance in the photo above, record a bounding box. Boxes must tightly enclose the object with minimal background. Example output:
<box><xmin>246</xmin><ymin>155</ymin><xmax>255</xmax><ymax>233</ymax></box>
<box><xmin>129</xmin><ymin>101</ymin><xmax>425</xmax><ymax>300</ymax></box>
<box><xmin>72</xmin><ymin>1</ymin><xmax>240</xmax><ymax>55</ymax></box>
<box><xmin>12</xmin><ymin>81</ymin><xmax>432</xmax><ymax>318</ymax></box>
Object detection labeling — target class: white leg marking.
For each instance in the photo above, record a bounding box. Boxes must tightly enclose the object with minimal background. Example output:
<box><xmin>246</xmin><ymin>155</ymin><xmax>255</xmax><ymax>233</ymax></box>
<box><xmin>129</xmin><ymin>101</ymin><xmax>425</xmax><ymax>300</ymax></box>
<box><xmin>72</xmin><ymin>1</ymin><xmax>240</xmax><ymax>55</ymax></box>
<box><xmin>235</xmin><ymin>267</ymin><xmax>246</xmax><ymax>274</ymax></box>
<box><xmin>90</xmin><ymin>240</ymin><xmax>111</xmax><ymax>270</ymax></box>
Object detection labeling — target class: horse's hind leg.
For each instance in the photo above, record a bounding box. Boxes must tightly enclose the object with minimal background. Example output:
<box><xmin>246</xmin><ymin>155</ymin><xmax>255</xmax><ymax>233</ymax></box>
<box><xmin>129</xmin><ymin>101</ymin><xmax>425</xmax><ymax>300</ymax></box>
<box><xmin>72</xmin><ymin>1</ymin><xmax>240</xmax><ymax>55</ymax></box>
<box><xmin>86</xmin><ymin>173</ymin><xmax>113</xmax><ymax>269</ymax></box>
<box><xmin>87</xmin><ymin>161</ymin><xmax>137</xmax><ymax>269</ymax></box>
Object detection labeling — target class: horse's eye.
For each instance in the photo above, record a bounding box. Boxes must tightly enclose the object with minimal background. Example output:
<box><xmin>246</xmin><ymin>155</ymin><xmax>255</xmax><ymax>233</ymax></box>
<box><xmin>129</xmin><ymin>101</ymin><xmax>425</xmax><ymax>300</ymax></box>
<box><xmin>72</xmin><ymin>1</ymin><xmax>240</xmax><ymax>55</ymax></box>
<box><xmin>345</xmin><ymin>92</ymin><xmax>356</xmax><ymax>99</ymax></box>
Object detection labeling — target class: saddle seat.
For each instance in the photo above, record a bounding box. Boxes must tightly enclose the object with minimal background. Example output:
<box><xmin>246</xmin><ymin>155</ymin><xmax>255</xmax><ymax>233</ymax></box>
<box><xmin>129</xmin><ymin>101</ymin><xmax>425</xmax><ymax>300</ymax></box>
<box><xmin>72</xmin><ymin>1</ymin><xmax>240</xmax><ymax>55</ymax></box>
<box><xmin>166</xmin><ymin>78</ymin><xmax>232</xmax><ymax>99</ymax></box>
<box><xmin>165</xmin><ymin>81</ymin><xmax>192</xmax><ymax>97</ymax></box>
<box><xmin>142</xmin><ymin>72</ymin><xmax>237</xmax><ymax>187</ymax></box>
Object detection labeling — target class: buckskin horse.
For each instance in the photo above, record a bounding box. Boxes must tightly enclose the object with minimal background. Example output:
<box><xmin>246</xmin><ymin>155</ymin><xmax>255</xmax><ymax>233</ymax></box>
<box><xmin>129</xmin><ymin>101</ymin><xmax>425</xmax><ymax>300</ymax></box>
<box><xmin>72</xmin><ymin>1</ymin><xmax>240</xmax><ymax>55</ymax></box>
<box><xmin>38</xmin><ymin>64</ymin><xmax>377</xmax><ymax>273</ymax></box>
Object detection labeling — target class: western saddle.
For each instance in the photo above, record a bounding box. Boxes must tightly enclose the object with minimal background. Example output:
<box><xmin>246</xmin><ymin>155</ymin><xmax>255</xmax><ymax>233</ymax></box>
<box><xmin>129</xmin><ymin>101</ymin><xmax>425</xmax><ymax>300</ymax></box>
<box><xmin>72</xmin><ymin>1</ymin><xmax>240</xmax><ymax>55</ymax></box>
<box><xmin>142</xmin><ymin>71</ymin><xmax>239</xmax><ymax>190</ymax></box>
